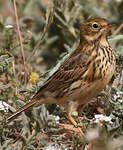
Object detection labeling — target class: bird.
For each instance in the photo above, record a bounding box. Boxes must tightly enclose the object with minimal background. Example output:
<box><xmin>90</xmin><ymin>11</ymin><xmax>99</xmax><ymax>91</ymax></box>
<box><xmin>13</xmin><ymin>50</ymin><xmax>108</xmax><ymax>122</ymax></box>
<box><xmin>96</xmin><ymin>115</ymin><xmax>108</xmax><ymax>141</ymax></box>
<box><xmin>7</xmin><ymin>18</ymin><xmax>116</xmax><ymax>136</ymax></box>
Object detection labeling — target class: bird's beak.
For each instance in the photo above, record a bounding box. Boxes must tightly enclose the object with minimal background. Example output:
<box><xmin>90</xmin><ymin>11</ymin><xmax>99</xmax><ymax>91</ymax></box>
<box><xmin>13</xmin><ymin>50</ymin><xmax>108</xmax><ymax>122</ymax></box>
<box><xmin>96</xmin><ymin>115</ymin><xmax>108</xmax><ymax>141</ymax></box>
<box><xmin>105</xmin><ymin>23</ymin><xmax>116</xmax><ymax>29</ymax></box>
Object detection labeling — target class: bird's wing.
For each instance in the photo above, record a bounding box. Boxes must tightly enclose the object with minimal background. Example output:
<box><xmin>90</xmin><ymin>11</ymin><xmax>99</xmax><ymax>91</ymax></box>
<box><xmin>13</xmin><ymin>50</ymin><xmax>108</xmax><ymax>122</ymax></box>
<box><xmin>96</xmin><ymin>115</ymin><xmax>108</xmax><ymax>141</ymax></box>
<box><xmin>33</xmin><ymin>51</ymin><xmax>88</xmax><ymax>99</ymax></box>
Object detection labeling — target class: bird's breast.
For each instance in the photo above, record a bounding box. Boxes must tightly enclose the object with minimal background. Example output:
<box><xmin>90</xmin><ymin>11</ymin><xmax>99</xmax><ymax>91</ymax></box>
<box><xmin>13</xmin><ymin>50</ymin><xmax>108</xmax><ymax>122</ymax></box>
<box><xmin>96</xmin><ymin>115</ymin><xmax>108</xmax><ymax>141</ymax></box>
<box><xmin>84</xmin><ymin>44</ymin><xmax>115</xmax><ymax>82</ymax></box>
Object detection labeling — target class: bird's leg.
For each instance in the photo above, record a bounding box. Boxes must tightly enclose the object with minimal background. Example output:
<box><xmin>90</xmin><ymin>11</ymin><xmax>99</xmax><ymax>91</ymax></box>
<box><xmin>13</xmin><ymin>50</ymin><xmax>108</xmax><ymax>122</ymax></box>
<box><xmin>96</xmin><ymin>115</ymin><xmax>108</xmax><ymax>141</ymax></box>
<box><xmin>67</xmin><ymin>110</ymin><xmax>84</xmax><ymax>136</ymax></box>
<box><xmin>58</xmin><ymin>101</ymin><xmax>84</xmax><ymax>136</ymax></box>
<box><xmin>66</xmin><ymin>101</ymin><xmax>84</xmax><ymax>136</ymax></box>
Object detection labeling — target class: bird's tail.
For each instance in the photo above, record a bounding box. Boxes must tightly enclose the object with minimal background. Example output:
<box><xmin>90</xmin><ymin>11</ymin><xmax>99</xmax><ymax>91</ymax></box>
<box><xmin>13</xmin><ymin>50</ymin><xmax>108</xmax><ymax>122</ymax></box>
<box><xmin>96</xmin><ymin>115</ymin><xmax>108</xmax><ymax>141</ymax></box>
<box><xmin>7</xmin><ymin>99</ymin><xmax>38</xmax><ymax>124</ymax></box>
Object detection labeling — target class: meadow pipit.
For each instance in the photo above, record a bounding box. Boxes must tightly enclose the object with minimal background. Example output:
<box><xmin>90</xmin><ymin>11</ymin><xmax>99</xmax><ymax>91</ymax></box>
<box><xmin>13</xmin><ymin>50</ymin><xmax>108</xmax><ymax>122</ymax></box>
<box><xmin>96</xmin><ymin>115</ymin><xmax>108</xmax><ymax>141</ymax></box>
<box><xmin>7</xmin><ymin>18</ymin><xmax>116</xmax><ymax>136</ymax></box>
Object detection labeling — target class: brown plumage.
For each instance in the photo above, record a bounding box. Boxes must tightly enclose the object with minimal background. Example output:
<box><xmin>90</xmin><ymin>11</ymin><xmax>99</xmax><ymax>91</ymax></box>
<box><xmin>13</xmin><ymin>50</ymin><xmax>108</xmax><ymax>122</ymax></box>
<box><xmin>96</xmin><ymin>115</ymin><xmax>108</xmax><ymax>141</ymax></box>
<box><xmin>7</xmin><ymin>18</ymin><xmax>116</xmax><ymax>136</ymax></box>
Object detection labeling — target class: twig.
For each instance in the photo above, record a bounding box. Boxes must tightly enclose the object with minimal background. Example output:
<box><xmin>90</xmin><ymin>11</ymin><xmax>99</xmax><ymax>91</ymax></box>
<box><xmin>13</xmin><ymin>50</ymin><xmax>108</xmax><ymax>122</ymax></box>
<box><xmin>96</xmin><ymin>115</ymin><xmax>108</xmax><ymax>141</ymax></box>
<box><xmin>13</xmin><ymin>0</ymin><xmax>27</xmax><ymax>86</ymax></box>
<box><xmin>20</xmin><ymin>121</ymin><xmax>40</xmax><ymax>150</ymax></box>
<box><xmin>21</xmin><ymin>129</ymin><xmax>36</xmax><ymax>150</ymax></box>
<box><xmin>58</xmin><ymin>123</ymin><xmax>80</xmax><ymax>133</ymax></box>
<box><xmin>112</xmin><ymin>22</ymin><xmax>123</xmax><ymax>37</ymax></box>
<box><xmin>27</xmin><ymin>4</ymin><xmax>55</xmax><ymax>63</ymax></box>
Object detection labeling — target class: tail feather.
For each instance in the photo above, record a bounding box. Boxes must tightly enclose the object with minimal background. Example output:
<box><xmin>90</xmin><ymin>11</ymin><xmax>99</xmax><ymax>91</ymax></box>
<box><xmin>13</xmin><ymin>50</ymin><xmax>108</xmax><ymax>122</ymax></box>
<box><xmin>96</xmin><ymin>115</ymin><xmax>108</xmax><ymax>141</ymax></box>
<box><xmin>7</xmin><ymin>100</ymin><xmax>37</xmax><ymax>123</ymax></box>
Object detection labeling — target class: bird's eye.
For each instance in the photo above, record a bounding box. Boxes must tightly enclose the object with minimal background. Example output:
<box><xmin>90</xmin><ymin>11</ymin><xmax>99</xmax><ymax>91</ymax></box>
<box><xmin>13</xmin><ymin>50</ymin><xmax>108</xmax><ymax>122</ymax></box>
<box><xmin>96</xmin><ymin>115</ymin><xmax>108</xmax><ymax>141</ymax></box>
<box><xmin>92</xmin><ymin>23</ymin><xmax>99</xmax><ymax>29</ymax></box>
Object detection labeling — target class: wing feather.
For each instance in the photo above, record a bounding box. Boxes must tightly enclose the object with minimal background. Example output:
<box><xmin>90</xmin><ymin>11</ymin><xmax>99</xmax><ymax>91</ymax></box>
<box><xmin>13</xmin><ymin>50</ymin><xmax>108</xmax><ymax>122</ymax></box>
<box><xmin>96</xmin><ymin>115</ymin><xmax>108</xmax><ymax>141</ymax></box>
<box><xmin>33</xmin><ymin>50</ymin><xmax>88</xmax><ymax>99</ymax></box>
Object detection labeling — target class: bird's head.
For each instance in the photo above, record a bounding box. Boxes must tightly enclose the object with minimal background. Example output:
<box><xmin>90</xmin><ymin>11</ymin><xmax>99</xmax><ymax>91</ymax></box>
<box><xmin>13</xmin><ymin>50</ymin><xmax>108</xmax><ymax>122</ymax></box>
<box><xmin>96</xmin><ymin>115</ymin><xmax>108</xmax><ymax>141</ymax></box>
<box><xmin>80</xmin><ymin>18</ymin><xmax>115</xmax><ymax>43</ymax></box>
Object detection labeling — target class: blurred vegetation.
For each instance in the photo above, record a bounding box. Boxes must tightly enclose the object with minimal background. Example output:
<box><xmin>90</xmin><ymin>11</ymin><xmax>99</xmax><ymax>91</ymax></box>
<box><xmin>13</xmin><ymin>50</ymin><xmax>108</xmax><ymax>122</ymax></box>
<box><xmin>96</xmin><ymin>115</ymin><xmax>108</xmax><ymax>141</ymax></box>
<box><xmin>0</xmin><ymin>0</ymin><xmax>123</xmax><ymax>149</ymax></box>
